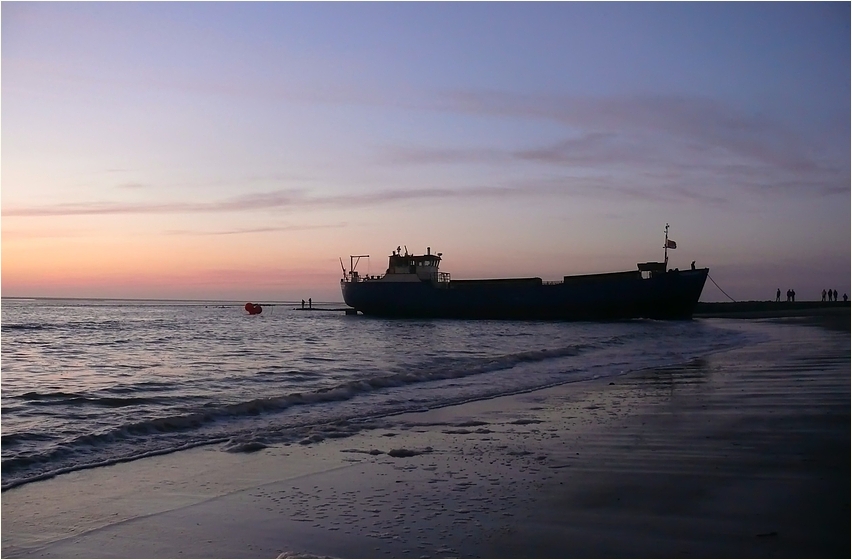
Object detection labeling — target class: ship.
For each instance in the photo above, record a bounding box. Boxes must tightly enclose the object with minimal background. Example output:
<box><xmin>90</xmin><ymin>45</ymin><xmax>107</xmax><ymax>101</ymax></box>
<box><xmin>340</xmin><ymin>225</ymin><xmax>708</xmax><ymax>320</ymax></box>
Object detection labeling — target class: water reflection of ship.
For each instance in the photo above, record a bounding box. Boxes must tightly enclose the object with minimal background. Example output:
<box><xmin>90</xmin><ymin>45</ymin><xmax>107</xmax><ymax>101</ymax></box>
<box><xmin>340</xmin><ymin>226</ymin><xmax>708</xmax><ymax>320</ymax></box>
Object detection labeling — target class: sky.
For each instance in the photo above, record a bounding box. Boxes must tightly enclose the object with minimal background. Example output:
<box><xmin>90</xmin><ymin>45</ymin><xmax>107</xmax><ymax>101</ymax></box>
<box><xmin>2</xmin><ymin>2</ymin><xmax>849</xmax><ymax>302</ymax></box>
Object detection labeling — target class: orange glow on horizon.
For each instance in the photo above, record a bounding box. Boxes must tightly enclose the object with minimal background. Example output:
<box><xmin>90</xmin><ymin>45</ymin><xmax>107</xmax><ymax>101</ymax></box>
<box><xmin>1</xmin><ymin>226</ymin><xmax>347</xmax><ymax>300</ymax></box>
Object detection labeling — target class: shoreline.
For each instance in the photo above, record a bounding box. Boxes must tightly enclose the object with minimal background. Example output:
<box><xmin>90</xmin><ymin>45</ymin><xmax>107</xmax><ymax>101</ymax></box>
<box><xmin>695</xmin><ymin>303</ymin><xmax>849</xmax><ymax>332</ymax></box>
<box><xmin>2</xmin><ymin>316</ymin><xmax>849</xmax><ymax>558</ymax></box>
<box><xmin>694</xmin><ymin>300</ymin><xmax>850</xmax><ymax>318</ymax></box>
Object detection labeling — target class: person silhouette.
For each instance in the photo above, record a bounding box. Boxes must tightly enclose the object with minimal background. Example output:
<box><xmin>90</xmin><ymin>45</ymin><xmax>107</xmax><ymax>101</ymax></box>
<box><xmin>833</xmin><ymin>289</ymin><xmax>838</xmax><ymax>302</ymax></box>
<box><xmin>822</xmin><ymin>289</ymin><xmax>827</xmax><ymax>302</ymax></box>
<box><xmin>308</xmin><ymin>298</ymin><xmax>312</xmax><ymax>309</ymax></box>
<box><xmin>776</xmin><ymin>288</ymin><xmax>781</xmax><ymax>302</ymax></box>
<box><xmin>844</xmin><ymin>293</ymin><xmax>848</xmax><ymax>303</ymax></box>
<box><xmin>791</xmin><ymin>289</ymin><xmax>796</xmax><ymax>302</ymax></box>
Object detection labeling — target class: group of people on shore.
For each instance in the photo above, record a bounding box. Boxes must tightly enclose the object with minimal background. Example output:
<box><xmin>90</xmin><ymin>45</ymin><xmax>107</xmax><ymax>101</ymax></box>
<box><xmin>775</xmin><ymin>288</ymin><xmax>847</xmax><ymax>303</ymax></box>
<box><xmin>821</xmin><ymin>289</ymin><xmax>844</xmax><ymax>302</ymax></box>
<box><xmin>777</xmin><ymin>288</ymin><xmax>796</xmax><ymax>302</ymax></box>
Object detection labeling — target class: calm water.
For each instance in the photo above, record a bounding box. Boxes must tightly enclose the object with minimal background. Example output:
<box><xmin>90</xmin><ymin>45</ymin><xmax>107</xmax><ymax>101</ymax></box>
<box><xmin>1</xmin><ymin>298</ymin><xmax>753</xmax><ymax>490</ymax></box>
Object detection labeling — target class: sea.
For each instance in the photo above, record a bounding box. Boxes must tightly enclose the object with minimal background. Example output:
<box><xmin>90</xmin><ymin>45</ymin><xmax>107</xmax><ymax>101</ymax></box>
<box><xmin>0</xmin><ymin>298</ymin><xmax>758</xmax><ymax>491</ymax></box>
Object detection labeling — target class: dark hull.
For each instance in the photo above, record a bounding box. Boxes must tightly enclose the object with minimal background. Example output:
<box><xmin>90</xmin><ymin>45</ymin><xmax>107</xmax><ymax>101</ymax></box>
<box><xmin>342</xmin><ymin>268</ymin><xmax>709</xmax><ymax>320</ymax></box>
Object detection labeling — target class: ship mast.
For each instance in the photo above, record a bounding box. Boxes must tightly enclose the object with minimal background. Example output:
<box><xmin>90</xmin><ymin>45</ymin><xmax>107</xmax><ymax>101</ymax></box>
<box><xmin>664</xmin><ymin>223</ymin><xmax>669</xmax><ymax>269</ymax></box>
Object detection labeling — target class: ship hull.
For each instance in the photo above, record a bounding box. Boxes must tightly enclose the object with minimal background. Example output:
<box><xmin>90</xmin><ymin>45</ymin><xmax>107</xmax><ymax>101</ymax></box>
<box><xmin>341</xmin><ymin>268</ymin><xmax>709</xmax><ymax>320</ymax></box>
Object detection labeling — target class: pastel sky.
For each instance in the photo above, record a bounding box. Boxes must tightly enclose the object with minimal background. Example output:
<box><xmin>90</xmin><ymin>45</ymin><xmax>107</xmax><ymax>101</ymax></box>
<box><xmin>2</xmin><ymin>2</ymin><xmax>849</xmax><ymax>302</ymax></box>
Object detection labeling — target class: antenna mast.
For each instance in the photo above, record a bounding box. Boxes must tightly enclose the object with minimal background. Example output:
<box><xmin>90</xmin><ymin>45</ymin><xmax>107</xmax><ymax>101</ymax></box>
<box><xmin>664</xmin><ymin>223</ymin><xmax>670</xmax><ymax>268</ymax></box>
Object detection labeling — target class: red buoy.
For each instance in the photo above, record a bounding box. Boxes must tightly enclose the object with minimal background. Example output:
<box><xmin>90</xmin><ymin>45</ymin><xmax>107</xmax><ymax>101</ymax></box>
<box><xmin>245</xmin><ymin>302</ymin><xmax>262</xmax><ymax>315</ymax></box>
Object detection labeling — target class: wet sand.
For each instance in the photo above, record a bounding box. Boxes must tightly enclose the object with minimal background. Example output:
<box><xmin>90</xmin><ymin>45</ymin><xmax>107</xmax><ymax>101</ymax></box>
<box><xmin>2</xmin><ymin>317</ymin><xmax>849</xmax><ymax>558</ymax></box>
<box><xmin>694</xmin><ymin>300</ymin><xmax>850</xmax><ymax>321</ymax></box>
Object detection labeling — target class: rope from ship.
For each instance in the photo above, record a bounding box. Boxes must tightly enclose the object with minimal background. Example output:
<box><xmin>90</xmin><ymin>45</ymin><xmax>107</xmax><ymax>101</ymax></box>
<box><xmin>707</xmin><ymin>274</ymin><xmax>737</xmax><ymax>302</ymax></box>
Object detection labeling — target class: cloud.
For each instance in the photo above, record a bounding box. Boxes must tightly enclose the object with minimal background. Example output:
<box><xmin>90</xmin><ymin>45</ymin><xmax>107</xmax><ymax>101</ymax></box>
<box><xmin>2</xmin><ymin>174</ymin><xmax>734</xmax><ymax>218</ymax></box>
<box><xmin>434</xmin><ymin>91</ymin><xmax>818</xmax><ymax>161</ymax></box>
<box><xmin>380</xmin><ymin>146</ymin><xmax>508</xmax><ymax>165</ymax></box>
<box><xmin>116</xmin><ymin>182</ymin><xmax>149</xmax><ymax>189</ymax></box>
<box><xmin>405</xmin><ymin>91</ymin><xmax>850</xmax><ymax>197</ymax></box>
<box><xmin>164</xmin><ymin>223</ymin><xmax>348</xmax><ymax>236</ymax></box>
<box><xmin>3</xmin><ymin>89</ymin><xmax>845</xmax><ymax>218</ymax></box>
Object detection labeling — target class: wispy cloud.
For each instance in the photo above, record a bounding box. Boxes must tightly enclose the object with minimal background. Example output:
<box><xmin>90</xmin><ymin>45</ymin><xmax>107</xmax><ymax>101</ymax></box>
<box><xmin>398</xmin><ymin>91</ymin><xmax>851</xmax><ymax>197</ymax></box>
<box><xmin>381</xmin><ymin>146</ymin><xmax>508</xmax><ymax>165</ymax></box>
<box><xmin>2</xmin><ymin>175</ymin><xmax>733</xmax><ymax>218</ymax></box>
<box><xmin>3</xmin><ymin>90</ymin><xmax>845</xmax><ymax>219</ymax></box>
<box><xmin>116</xmin><ymin>182</ymin><xmax>149</xmax><ymax>190</ymax></box>
<box><xmin>0</xmin><ymin>187</ymin><xmax>433</xmax><ymax>217</ymax></box>
<box><xmin>435</xmin><ymin>91</ymin><xmax>832</xmax><ymax>161</ymax></box>
<box><xmin>164</xmin><ymin>223</ymin><xmax>348</xmax><ymax>236</ymax></box>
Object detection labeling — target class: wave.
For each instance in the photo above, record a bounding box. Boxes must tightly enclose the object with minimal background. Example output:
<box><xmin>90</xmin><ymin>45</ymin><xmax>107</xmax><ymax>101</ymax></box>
<box><xmin>0</xmin><ymin>342</ymin><xmax>594</xmax><ymax>488</ymax></box>
<box><xmin>22</xmin><ymin>341</ymin><xmax>593</xmax><ymax>436</ymax></box>
<box><xmin>1</xmin><ymin>323</ymin><xmax>50</xmax><ymax>332</ymax></box>
<box><xmin>13</xmin><ymin>391</ymin><xmax>170</xmax><ymax>408</ymax></box>
<box><xmin>1</xmin><ymin>319</ymin><xmax>126</xmax><ymax>333</ymax></box>
<box><xmin>1</xmin><ymin>431</ymin><xmax>58</xmax><ymax>446</ymax></box>
<box><xmin>0</xmin><ymin>323</ymin><xmax>754</xmax><ymax>492</ymax></box>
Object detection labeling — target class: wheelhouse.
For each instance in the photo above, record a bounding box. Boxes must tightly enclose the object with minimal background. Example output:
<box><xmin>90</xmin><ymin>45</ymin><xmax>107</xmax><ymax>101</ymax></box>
<box><xmin>343</xmin><ymin>246</ymin><xmax>450</xmax><ymax>284</ymax></box>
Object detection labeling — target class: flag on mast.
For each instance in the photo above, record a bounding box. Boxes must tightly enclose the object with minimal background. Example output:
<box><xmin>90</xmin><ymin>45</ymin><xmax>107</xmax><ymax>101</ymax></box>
<box><xmin>665</xmin><ymin>239</ymin><xmax>677</xmax><ymax>249</ymax></box>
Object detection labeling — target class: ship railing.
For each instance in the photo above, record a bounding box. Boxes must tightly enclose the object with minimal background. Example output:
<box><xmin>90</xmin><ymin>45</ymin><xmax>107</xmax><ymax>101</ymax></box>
<box><xmin>346</xmin><ymin>272</ymin><xmax>382</xmax><ymax>282</ymax></box>
<box><xmin>542</xmin><ymin>280</ymin><xmax>563</xmax><ymax>285</ymax></box>
<box><xmin>438</xmin><ymin>272</ymin><xmax>451</xmax><ymax>283</ymax></box>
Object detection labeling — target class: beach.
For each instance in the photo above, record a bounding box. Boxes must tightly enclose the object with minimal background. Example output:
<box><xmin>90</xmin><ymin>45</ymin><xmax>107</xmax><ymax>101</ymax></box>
<box><xmin>2</xmin><ymin>313</ymin><xmax>849</xmax><ymax>559</ymax></box>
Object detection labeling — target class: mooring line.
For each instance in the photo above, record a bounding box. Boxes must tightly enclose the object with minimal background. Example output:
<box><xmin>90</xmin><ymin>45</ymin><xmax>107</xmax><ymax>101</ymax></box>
<box><xmin>707</xmin><ymin>274</ymin><xmax>737</xmax><ymax>302</ymax></box>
